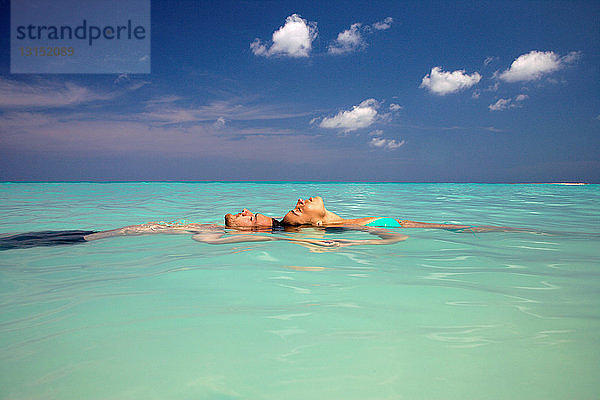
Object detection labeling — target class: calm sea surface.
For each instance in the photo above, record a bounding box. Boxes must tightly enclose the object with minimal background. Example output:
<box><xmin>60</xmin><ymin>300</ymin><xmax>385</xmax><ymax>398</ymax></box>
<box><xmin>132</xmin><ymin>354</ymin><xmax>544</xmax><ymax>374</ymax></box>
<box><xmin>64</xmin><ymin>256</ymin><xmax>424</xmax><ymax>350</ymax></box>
<box><xmin>0</xmin><ymin>182</ymin><xmax>599</xmax><ymax>399</ymax></box>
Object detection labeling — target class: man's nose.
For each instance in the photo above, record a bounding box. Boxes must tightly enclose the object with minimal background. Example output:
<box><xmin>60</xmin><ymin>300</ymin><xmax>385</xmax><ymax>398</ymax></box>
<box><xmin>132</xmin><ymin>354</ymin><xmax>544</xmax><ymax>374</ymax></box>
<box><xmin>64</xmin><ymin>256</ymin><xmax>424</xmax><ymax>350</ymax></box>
<box><xmin>242</xmin><ymin>208</ymin><xmax>251</xmax><ymax>215</ymax></box>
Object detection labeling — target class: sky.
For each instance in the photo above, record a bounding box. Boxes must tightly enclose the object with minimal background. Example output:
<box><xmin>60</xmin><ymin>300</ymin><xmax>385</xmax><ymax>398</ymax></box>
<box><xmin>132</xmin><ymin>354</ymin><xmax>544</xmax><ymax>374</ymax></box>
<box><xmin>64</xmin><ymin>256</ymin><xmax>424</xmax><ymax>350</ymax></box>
<box><xmin>0</xmin><ymin>0</ymin><xmax>599</xmax><ymax>182</ymax></box>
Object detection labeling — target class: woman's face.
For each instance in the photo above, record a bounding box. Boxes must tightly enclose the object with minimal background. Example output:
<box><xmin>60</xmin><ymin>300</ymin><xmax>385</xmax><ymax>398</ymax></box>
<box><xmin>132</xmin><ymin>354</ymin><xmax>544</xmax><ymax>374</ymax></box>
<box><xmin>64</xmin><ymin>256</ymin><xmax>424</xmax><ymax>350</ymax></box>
<box><xmin>282</xmin><ymin>196</ymin><xmax>326</xmax><ymax>225</ymax></box>
<box><xmin>224</xmin><ymin>209</ymin><xmax>273</xmax><ymax>228</ymax></box>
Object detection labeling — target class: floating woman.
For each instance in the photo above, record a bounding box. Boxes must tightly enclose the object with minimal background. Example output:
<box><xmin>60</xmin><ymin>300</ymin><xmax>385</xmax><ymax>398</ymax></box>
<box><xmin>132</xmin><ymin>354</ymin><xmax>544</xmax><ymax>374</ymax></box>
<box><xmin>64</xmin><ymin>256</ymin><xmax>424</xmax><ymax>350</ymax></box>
<box><xmin>280</xmin><ymin>196</ymin><xmax>527</xmax><ymax>233</ymax></box>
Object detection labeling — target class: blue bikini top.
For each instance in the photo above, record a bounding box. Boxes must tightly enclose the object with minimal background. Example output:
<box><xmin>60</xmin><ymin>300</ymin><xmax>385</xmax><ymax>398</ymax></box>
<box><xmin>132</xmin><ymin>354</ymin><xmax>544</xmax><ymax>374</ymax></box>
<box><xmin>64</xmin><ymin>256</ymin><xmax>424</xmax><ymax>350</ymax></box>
<box><xmin>364</xmin><ymin>217</ymin><xmax>402</xmax><ymax>228</ymax></box>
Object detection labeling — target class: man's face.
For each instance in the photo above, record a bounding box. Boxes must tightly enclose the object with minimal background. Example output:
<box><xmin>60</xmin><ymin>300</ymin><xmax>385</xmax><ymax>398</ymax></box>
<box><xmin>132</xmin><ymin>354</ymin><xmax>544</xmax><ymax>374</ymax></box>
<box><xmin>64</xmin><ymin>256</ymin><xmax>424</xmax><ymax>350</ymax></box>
<box><xmin>224</xmin><ymin>208</ymin><xmax>273</xmax><ymax>228</ymax></box>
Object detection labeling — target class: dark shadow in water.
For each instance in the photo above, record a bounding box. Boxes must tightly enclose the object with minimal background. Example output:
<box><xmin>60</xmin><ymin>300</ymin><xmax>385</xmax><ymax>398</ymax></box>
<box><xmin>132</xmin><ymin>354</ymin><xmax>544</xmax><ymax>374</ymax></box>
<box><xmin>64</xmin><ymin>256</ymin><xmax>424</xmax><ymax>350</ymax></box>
<box><xmin>0</xmin><ymin>231</ymin><xmax>96</xmax><ymax>250</ymax></box>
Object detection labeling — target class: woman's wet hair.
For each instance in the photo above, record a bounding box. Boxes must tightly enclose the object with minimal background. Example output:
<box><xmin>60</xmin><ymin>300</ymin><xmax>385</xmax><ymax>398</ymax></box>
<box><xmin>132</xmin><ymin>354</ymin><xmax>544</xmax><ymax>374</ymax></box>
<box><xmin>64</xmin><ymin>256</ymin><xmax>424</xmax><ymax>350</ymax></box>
<box><xmin>271</xmin><ymin>218</ymin><xmax>285</xmax><ymax>230</ymax></box>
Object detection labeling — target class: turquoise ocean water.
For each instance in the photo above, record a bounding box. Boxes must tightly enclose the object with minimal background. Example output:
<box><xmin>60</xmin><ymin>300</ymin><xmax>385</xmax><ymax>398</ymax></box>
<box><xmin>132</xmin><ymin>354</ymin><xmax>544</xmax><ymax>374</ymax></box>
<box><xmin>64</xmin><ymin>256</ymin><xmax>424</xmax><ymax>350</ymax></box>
<box><xmin>0</xmin><ymin>182</ymin><xmax>599</xmax><ymax>399</ymax></box>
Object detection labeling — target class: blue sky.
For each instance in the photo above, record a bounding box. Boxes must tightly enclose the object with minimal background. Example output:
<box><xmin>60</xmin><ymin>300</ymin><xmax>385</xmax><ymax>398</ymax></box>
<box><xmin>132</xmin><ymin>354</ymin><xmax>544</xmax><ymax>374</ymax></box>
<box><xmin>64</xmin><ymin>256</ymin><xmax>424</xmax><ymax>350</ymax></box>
<box><xmin>0</xmin><ymin>0</ymin><xmax>599</xmax><ymax>182</ymax></box>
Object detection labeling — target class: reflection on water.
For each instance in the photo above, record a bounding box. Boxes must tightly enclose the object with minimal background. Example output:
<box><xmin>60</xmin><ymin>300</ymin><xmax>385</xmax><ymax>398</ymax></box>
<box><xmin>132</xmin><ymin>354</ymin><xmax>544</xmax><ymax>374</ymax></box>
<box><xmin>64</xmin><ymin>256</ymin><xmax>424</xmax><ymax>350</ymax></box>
<box><xmin>0</xmin><ymin>183</ymin><xmax>599</xmax><ymax>399</ymax></box>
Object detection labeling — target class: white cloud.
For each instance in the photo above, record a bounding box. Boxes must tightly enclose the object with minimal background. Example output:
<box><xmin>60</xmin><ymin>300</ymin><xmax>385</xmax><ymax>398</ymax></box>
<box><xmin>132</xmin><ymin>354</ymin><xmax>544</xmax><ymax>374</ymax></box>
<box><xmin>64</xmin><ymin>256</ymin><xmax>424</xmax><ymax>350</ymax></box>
<box><xmin>369</xmin><ymin>137</ymin><xmax>405</xmax><ymax>150</ymax></box>
<box><xmin>389</xmin><ymin>103</ymin><xmax>402</xmax><ymax>111</ymax></box>
<box><xmin>319</xmin><ymin>99</ymin><xmax>379</xmax><ymax>132</ymax></box>
<box><xmin>328</xmin><ymin>17</ymin><xmax>394</xmax><ymax>55</ymax></box>
<box><xmin>372</xmin><ymin>17</ymin><xmax>393</xmax><ymax>30</ymax></box>
<box><xmin>498</xmin><ymin>50</ymin><xmax>580</xmax><ymax>82</ymax></box>
<box><xmin>142</xmin><ymin>99</ymin><xmax>312</xmax><ymax>125</ymax></box>
<box><xmin>0</xmin><ymin>111</ymin><xmax>341</xmax><ymax>163</ymax></box>
<box><xmin>562</xmin><ymin>51</ymin><xmax>581</xmax><ymax>64</ymax></box>
<box><xmin>0</xmin><ymin>78</ymin><xmax>114</xmax><ymax>108</ymax></box>
<box><xmin>251</xmin><ymin>14</ymin><xmax>317</xmax><ymax>58</ymax></box>
<box><xmin>124</xmin><ymin>81</ymin><xmax>150</xmax><ymax>91</ymax></box>
<box><xmin>546</xmin><ymin>77</ymin><xmax>561</xmax><ymax>85</ymax></box>
<box><xmin>250</xmin><ymin>39</ymin><xmax>268</xmax><ymax>56</ymax></box>
<box><xmin>144</xmin><ymin>95</ymin><xmax>182</xmax><ymax>106</ymax></box>
<box><xmin>472</xmin><ymin>90</ymin><xmax>481</xmax><ymax>99</ymax></box>
<box><xmin>488</xmin><ymin>98</ymin><xmax>512</xmax><ymax>111</ymax></box>
<box><xmin>114</xmin><ymin>74</ymin><xmax>130</xmax><ymax>84</ymax></box>
<box><xmin>487</xmin><ymin>81</ymin><xmax>500</xmax><ymax>92</ymax></box>
<box><xmin>488</xmin><ymin>93</ymin><xmax>529</xmax><ymax>111</ymax></box>
<box><xmin>420</xmin><ymin>67</ymin><xmax>482</xmax><ymax>95</ymax></box>
<box><xmin>366</xmin><ymin>129</ymin><xmax>405</xmax><ymax>150</ymax></box>
<box><xmin>328</xmin><ymin>23</ymin><xmax>364</xmax><ymax>55</ymax></box>
<box><xmin>484</xmin><ymin>56</ymin><xmax>496</xmax><ymax>66</ymax></box>
<box><xmin>213</xmin><ymin>117</ymin><xmax>226</xmax><ymax>128</ymax></box>
<box><xmin>515</xmin><ymin>94</ymin><xmax>528</xmax><ymax>102</ymax></box>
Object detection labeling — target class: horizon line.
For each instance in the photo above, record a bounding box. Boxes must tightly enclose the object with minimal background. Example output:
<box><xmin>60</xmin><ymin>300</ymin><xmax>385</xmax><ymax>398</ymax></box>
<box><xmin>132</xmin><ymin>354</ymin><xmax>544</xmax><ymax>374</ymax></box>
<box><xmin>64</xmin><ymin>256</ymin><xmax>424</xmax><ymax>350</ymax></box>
<box><xmin>0</xmin><ymin>180</ymin><xmax>595</xmax><ymax>185</ymax></box>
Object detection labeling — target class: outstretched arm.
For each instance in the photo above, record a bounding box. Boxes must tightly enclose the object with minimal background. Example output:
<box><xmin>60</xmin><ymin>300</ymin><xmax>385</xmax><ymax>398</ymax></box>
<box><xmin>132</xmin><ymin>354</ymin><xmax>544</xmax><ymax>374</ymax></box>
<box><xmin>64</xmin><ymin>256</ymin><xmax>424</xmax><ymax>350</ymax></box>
<box><xmin>84</xmin><ymin>222</ymin><xmax>217</xmax><ymax>241</ymax></box>
<box><xmin>397</xmin><ymin>220</ymin><xmax>528</xmax><ymax>233</ymax></box>
<box><xmin>192</xmin><ymin>229</ymin><xmax>408</xmax><ymax>247</ymax></box>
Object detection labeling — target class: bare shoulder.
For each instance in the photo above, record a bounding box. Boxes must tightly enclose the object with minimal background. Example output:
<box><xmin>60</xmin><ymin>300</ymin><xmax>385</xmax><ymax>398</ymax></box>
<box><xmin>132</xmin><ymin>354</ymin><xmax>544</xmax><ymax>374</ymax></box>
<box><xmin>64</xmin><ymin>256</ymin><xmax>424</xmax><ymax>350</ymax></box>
<box><xmin>339</xmin><ymin>217</ymin><xmax>380</xmax><ymax>226</ymax></box>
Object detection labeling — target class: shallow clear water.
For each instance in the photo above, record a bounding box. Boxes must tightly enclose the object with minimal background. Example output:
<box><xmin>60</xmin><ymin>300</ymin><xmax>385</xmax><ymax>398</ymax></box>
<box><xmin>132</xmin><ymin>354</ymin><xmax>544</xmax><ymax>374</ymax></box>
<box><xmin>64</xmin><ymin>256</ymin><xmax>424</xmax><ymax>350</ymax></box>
<box><xmin>0</xmin><ymin>182</ymin><xmax>599</xmax><ymax>399</ymax></box>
